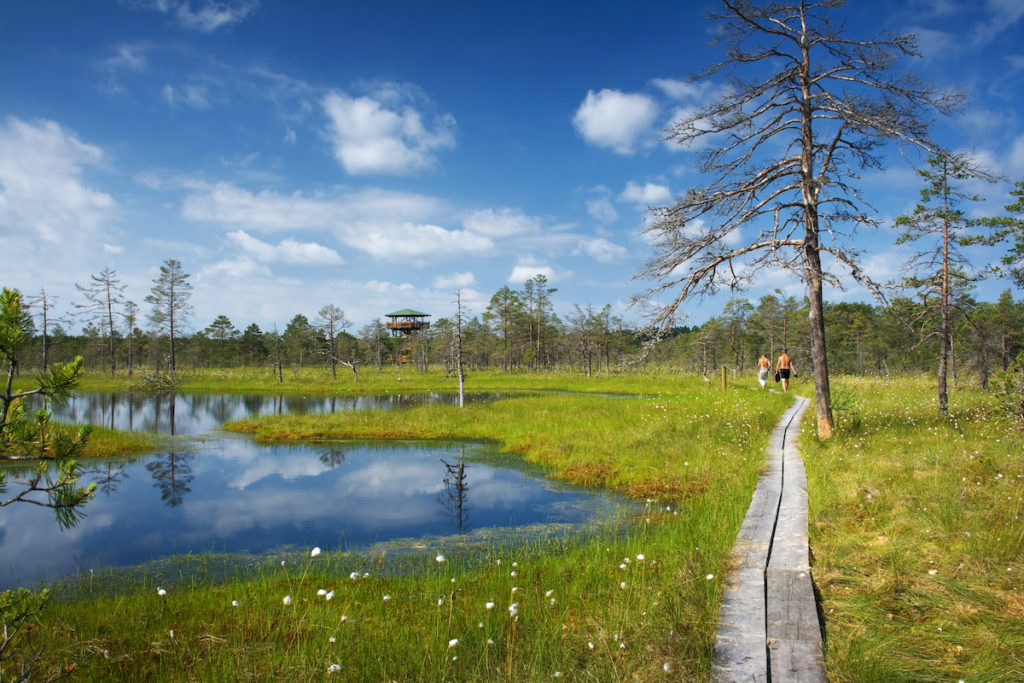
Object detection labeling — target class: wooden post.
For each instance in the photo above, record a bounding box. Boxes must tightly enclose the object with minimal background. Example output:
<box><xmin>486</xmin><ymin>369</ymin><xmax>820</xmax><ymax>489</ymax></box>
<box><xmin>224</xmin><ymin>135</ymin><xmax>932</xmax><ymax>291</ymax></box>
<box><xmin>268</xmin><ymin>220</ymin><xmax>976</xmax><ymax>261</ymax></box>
<box><xmin>722</xmin><ymin>366</ymin><xmax>727</xmax><ymax>390</ymax></box>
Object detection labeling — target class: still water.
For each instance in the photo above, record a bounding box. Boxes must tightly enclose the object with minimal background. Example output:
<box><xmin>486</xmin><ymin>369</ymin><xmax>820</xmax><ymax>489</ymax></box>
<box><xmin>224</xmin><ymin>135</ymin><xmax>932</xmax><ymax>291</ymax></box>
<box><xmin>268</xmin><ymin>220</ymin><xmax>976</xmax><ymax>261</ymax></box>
<box><xmin>1</xmin><ymin>393</ymin><xmax>620</xmax><ymax>588</ymax></box>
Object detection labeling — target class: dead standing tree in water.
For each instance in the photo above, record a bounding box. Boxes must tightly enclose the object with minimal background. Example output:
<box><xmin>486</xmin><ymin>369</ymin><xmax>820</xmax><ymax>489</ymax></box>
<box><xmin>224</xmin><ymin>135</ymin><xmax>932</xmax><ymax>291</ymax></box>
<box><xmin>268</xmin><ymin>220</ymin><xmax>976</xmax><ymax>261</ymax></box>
<box><xmin>634</xmin><ymin>0</ymin><xmax>962</xmax><ymax>438</ymax></box>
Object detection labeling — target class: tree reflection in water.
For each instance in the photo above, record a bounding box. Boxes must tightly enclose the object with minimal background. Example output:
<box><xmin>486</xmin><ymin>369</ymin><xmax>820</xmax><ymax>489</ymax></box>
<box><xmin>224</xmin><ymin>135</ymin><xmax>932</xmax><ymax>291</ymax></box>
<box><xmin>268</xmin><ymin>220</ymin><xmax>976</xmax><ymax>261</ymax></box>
<box><xmin>145</xmin><ymin>452</ymin><xmax>194</xmax><ymax>507</ymax></box>
<box><xmin>438</xmin><ymin>452</ymin><xmax>469</xmax><ymax>532</ymax></box>
<box><xmin>318</xmin><ymin>447</ymin><xmax>347</xmax><ymax>469</ymax></box>
<box><xmin>81</xmin><ymin>462</ymin><xmax>129</xmax><ymax>496</ymax></box>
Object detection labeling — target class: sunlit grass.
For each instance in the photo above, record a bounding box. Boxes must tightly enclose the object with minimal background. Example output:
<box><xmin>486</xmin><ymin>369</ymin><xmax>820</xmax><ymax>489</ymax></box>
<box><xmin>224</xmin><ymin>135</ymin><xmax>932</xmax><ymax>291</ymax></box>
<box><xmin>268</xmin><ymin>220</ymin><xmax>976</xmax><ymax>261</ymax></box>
<box><xmin>804</xmin><ymin>375</ymin><xmax>1024</xmax><ymax>681</ymax></box>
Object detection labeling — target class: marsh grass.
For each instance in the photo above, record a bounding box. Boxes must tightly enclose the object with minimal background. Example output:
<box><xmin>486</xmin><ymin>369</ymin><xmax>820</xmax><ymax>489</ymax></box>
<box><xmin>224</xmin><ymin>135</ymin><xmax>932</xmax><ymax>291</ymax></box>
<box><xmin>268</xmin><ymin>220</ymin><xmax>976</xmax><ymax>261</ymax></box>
<box><xmin>15</xmin><ymin>378</ymin><xmax>790</xmax><ymax>681</ymax></box>
<box><xmin>805</xmin><ymin>375</ymin><xmax>1024</xmax><ymax>681</ymax></box>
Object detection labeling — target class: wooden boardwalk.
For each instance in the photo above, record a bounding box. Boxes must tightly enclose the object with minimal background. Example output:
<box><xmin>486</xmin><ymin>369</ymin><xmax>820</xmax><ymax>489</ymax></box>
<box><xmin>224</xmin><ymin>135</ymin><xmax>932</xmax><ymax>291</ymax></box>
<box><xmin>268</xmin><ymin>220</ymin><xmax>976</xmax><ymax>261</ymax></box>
<box><xmin>711</xmin><ymin>395</ymin><xmax>827</xmax><ymax>682</ymax></box>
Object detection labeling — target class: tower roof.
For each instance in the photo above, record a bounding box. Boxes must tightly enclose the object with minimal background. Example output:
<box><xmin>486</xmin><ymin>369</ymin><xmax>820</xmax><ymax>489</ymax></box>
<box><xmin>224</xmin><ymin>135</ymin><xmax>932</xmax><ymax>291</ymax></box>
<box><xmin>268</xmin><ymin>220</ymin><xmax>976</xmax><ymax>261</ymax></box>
<box><xmin>385</xmin><ymin>309</ymin><xmax>430</xmax><ymax>317</ymax></box>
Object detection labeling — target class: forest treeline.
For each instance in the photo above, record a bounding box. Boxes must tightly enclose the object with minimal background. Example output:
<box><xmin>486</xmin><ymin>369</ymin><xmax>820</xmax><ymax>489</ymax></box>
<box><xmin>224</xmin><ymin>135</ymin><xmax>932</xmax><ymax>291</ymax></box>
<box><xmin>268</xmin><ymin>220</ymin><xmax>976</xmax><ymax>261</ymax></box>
<box><xmin>12</xmin><ymin>269</ymin><xmax>1023</xmax><ymax>387</ymax></box>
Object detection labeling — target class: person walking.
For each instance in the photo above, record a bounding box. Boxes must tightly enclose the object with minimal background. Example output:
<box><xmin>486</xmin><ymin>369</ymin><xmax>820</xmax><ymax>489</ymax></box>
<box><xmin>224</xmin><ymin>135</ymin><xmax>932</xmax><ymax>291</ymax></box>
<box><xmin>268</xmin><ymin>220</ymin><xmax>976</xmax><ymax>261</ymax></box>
<box><xmin>757</xmin><ymin>353</ymin><xmax>771</xmax><ymax>389</ymax></box>
<box><xmin>776</xmin><ymin>350</ymin><xmax>796</xmax><ymax>392</ymax></box>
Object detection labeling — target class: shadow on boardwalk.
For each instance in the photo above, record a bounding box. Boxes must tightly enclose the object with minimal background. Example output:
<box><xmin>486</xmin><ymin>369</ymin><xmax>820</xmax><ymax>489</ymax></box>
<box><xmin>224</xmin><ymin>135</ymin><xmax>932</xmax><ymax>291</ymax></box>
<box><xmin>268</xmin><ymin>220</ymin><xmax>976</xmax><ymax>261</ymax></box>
<box><xmin>711</xmin><ymin>395</ymin><xmax>827</xmax><ymax>683</ymax></box>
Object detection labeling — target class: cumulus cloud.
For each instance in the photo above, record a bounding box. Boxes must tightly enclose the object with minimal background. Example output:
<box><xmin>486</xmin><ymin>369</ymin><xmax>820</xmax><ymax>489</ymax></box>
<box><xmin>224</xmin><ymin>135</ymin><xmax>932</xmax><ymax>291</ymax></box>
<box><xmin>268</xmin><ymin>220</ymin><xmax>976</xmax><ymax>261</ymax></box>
<box><xmin>124</xmin><ymin>0</ymin><xmax>259</xmax><ymax>33</ymax></box>
<box><xmin>578</xmin><ymin>237</ymin><xmax>627</xmax><ymax>263</ymax></box>
<box><xmin>572</xmin><ymin>89</ymin><xmax>659</xmax><ymax>155</ymax></box>
<box><xmin>322</xmin><ymin>86</ymin><xmax>456</xmax><ymax>175</ymax></box>
<box><xmin>619</xmin><ymin>181</ymin><xmax>672</xmax><ymax>206</ymax></box>
<box><xmin>182</xmin><ymin>183</ymin><xmax>498</xmax><ymax>262</ymax></box>
<box><xmin>432</xmin><ymin>271</ymin><xmax>476</xmax><ymax>289</ymax></box>
<box><xmin>0</xmin><ymin>117</ymin><xmax>116</xmax><ymax>244</ymax></box>
<box><xmin>462</xmin><ymin>207</ymin><xmax>540</xmax><ymax>237</ymax></box>
<box><xmin>227</xmin><ymin>229</ymin><xmax>343</xmax><ymax>265</ymax></box>
<box><xmin>508</xmin><ymin>263</ymin><xmax>555</xmax><ymax>284</ymax></box>
<box><xmin>972</xmin><ymin>0</ymin><xmax>1024</xmax><ymax>44</ymax></box>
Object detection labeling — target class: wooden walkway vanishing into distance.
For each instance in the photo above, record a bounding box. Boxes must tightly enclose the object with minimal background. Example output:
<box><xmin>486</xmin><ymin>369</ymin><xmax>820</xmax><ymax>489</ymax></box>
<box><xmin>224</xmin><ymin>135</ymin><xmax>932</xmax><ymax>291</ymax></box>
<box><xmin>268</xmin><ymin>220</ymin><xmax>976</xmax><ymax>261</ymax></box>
<box><xmin>711</xmin><ymin>395</ymin><xmax>827</xmax><ymax>682</ymax></box>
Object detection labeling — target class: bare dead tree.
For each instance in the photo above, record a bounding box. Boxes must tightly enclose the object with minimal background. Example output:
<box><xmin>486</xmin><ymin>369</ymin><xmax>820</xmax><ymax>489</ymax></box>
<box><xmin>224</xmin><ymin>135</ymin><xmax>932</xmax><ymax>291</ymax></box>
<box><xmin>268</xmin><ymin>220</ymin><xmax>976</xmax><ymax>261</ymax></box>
<box><xmin>316</xmin><ymin>304</ymin><xmax>351</xmax><ymax>379</ymax></box>
<box><xmin>27</xmin><ymin>288</ymin><xmax>70</xmax><ymax>371</ymax></box>
<box><xmin>634</xmin><ymin>0</ymin><xmax>963</xmax><ymax>438</ymax></box>
<box><xmin>76</xmin><ymin>267</ymin><xmax>126</xmax><ymax>376</ymax></box>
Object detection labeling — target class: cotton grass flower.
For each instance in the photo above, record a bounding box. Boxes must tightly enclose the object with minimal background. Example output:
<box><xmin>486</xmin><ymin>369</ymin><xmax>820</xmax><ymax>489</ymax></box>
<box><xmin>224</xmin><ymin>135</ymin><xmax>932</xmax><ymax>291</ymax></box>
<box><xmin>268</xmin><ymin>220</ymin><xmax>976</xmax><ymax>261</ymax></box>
<box><xmin>448</xmin><ymin>638</ymin><xmax>459</xmax><ymax>648</ymax></box>
<box><xmin>311</xmin><ymin>546</ymin><xmax>322</xmax><ymax>558</ymax></box>
<box><xmin>231</xmin><ymin>600</ymin><xmax>239</xmax><ymax>607</ymax></box>
<box><xmin>325</xmin><ymin>590</ymin><xmax>335</xmax><ymax>601</ymax></box>
<box><xmin>157</xmin><ymin>587</ymin><xmax>167</xmax><ymax>597</ymax></box>
<box><xmin>318</xmin><ymin>588</ymin><xmax>327</xmax><ymax>596</ymax></box>
<box><xmin>283</xmin><ymin>595</ymin><xmax>293</xmax><ymax>605</ymax></box>
<box><xmin>436</xmin><ymin>554</ymin><xmax>445</xmax><ymax>563</ymax></box>
<box><xmin>383</xmin><ymin>594</ymin><xmax>391</xmax><ymax>601</ymax></box>
<box><xmin>485</xmin><ymin>601</ymin><xmax>495</xmax><ymax>610</ymax></box>
<box><xmin>706</xmin><ymin>574</ymin><xmax>714</xmax><ymax>580</ymax></box>
<box><xmin>329</xmin><ymin>636</ymin><xmax>336</xmax><ymax>644</ymax></box>
<box><xmin>327</xmin><ymin>663</ymin><xmax>341</xmax><ymax>673</ymax></box>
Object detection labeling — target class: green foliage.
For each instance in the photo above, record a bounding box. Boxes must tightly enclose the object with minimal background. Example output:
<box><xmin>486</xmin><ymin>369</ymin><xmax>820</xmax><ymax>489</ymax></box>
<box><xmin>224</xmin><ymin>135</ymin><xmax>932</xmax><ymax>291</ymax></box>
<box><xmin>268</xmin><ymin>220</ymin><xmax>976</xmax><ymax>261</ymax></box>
<box><xmin>991</xmin><ymin>352</ymin><xmax>1024</xmax><ymax>428</ymax></box>
<box><xmin>0</xmin><ymin>587</ymin><xmax>55</xmax><ymax>681</ymax></box>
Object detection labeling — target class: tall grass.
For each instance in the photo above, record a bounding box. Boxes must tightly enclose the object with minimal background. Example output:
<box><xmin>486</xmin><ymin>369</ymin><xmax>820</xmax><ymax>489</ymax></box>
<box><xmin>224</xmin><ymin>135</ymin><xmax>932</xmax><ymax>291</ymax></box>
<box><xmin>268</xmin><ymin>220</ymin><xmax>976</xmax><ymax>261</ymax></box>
<box><xmin>14</xmin><ymin>379</ymin><xmax>791</xmax><ymax>680</ymax></box>
<box><xmin>804</xmin><ymin>375</ymin><xmax>1024</xmax><ymax>681</ymax></box>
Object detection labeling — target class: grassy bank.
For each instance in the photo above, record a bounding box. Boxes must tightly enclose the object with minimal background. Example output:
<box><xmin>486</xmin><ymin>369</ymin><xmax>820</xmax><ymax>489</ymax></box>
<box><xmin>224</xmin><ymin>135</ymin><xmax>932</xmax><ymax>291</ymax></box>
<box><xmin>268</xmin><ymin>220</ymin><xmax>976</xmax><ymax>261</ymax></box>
<box><xmin>16</xmin><ymin>382</ymin><xmax>790</xmax><ymax>680</ymax></box>
<box><xmin>66</xmin><ymin>366</ymin><xmax>727</xmax><ymax>396</ymax></box>
<box><xmin>805</xmin><ymin>376</ymin><xmax>1024</xmax><ymax>680</ymax></box>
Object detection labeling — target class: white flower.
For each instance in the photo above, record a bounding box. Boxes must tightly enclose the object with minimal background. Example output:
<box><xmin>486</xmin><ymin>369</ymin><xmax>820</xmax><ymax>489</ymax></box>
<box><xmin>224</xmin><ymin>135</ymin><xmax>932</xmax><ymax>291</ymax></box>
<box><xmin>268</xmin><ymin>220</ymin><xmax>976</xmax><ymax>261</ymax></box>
<box><xmin>436</xmin><ymin>554</ymin><xmax>445</xmax><ymax>563</ymax></box>
<box><xmin>350</xmin><ymin>572</ymin><xmax>361</xmax><ymax>580</ymax></box>
<box><xmin>554</xmin><ymin>672</ymin><xmax>562</xmax><ymax>678</ymax></box>
<box><xmin>438</xmin><ymin>598</ymin><xmax>444</xmax><ymax>606</ymax></box>
<box><xmin>448</xmin><ymin>638</ymin><xmax>459</xmax><ymax>648</ymax></box>
<box><xmin>636</xmin><ymin>554</ymin><xmax>645</xmax><ymax>561</ymax></box>
<box><xmin>928</xmin><ymin>569</ymin><xmax>938</xmax><ymax>575</ymax></box>
<box><xmin>383</xmin><ymin>595</ymin><xmax>391</xmax><ymax>601</ymax></box>
<box><xmin>341</xmin><ymin>615</ymin><xmax>347</xmax><ymax>622</ymax></box>
<box><xmin>231</xmin><ymin>600</ymin><xmax>238</xmax><ymax>607</ymax></box>
<box><xmin>325</xmin><ymin>590</ymin><xmax>335</xmax><ymax>601</ymax></box>
<box><xmin>619</xmin><ymin>563</ymin><xmax>627</xmax><ymax>569</ymax></box>
<box><xmin>663</xmin><ymin>662</ymin><xmax>672</xmax><ymax>673</ymax></box>
<box><xmin>485</xmin><ymin>601</ymin><xmax>495</xmax><ymax>610</ymax></box>
<box><xmin>157</xmin><ymin>587</ymin><xmax>167</xmax><ymax>597</ymax></box>
<box><xmin>620</xmin><ymin>581</ymin><xmax>626</xmax><ymax>589</ymax></box>
<box><xmin>281</xmin><ymin>560</ymin><xmax>286</xmax><ymax>567</ymax></box>
<box><xmin>706</xmin><ymin>574</ymin><xmax>714</xmax><ymax>580</ymax></box>
<box><xmin>510</xmin><ymin>571</ymin><xmax>517</xmax><ymax>577</ymax></box>
<box><xmin>588</xmin><ymin>641</ymin><xmax>595</xmax><ymax>650</ymax></box>
<box><xmin>283</xmin><ymin>595</ymin><xmax>293</xmax><ymax>605</ymax></box>
<box><xmin>327</xmin><ymin>663</ymin><xmax>341</xmax><ymax>673</ymax></box>
<box><xmin>311</xmin><ymin>547</ymin><xmax>322</xmax><ymax>558</ymax></box>
<box><xmin>329</xmin><ymin>636</ymin><xmax>336</xmax><ymax>643</ymax></box>
<box><xmin>317</xmin><ymin>589</ymin><xmax>327</xmax><ymax>596</ymax></box>
<box><xmin>545</xmin><ymin>589</ymin><xmax>554</xmax><ymax>597</ymax></box>
<box><xmin>487</xmin><ymin>638</ymin><xmax>495</xmax><ymax>645</ymax></box>
<box><xmin>169</xmin><ymin>629</ymin><xmax>175</xmax><ymax>639</ymax></box>
<box><xmin>511</xmin><ymin>586</ymin><xmax>521</xmax><ymax>593</ymax></box>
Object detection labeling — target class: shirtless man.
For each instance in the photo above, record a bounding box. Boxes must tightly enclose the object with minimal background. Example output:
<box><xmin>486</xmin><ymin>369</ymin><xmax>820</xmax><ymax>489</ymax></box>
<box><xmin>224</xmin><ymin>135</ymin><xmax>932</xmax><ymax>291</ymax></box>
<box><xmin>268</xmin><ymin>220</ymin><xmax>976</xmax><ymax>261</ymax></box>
<box><xmin>756</xmin><ymin>353</ymin><xmax>771</xmax><ymax>389</ymax></box>
<box><xmin>776</xmin><ymin>350</ymin><xmax>796</xmax><ymax>392</ymax></box>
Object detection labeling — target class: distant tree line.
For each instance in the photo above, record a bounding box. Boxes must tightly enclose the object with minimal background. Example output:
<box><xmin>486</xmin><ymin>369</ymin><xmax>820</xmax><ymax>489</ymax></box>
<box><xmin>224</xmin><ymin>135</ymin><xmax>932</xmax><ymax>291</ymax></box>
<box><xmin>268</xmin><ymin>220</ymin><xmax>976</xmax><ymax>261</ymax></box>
<box><xmin>8</xmin><ymin>260</ymin><xmax>1023</xmax><ymax>389</ymax></box>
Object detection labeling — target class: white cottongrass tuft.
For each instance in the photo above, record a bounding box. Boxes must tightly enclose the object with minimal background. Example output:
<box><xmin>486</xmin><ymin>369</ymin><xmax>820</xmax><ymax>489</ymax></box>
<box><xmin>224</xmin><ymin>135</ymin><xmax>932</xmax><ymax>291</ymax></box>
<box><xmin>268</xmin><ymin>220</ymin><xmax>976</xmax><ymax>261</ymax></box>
<box><xmin>448</xmin><ymin>638</ymin><xmax>459</xmax><ymax>648</ymax></box>
<box><xmin>318</xmin><ymin>589</ymin><xmax>327</xmax><ymax>596</ymax></box>
<box><xmin>383</xmin><ymin>594</ymin><xmax>391</xmax><ymax>601</ymax></box>
<box><xmin>329</xmin><ymin>636</ymin><xmax>336</xmax><ymax>643</ymax></box>
<box><xmin>349</xmin><ymin>572</ymin><xmax>361</xmax><ymax>580</ymax></box>
<box><xmin>311</xmin><ymin>547</ymin><xmax>322</xmax><ymax>558</ymax></box>
<box><xmin>485</xmin><ymin>601</ymin><xmax>495</xmax><ymax>610</ymax></box>
<box><xmin>231</xmin><ymin>600</ymin><xmax>239</xmax><ymax>607</ymax></box>
<box><xmin>169</xmin><ymin>629</ymin><xmax>175</xmax><ymax>639</ymax></box>
<box><xmin>283</xmin><ymin>595</ymin><xmax>293</xmax><ymax>605</ymax></box>
<box><xmin>706</xmin><ymin>574</ymin><xmax>714</xmax><ymax>580</ymax></box>
<box><xmin>325</xmin><ymin>590</ymin><xmax>335</xmax><ymax>601</ymax></box>
<box><xmin>545</xmin><ymin>589</ymin><xmax>554</xmax><ymax>597</ymax></box>
<box><xmin>636</xmin><ymin>554</ymin><xmax>645</xmax><ymax>561</ymax></box>
<box><xmin>327</xmin><ymin>663</ymin><xmax>341</xmax><ymax>673</ymax></box>
<box><xmin>436</xmin><ymin>554</ymin><xmax>445</xmax><ymax>563</ymax></box>
<box><xmin>157</xmin><ymin>587</ymin><xmax>167</xmax><ymax>597</ymax></box>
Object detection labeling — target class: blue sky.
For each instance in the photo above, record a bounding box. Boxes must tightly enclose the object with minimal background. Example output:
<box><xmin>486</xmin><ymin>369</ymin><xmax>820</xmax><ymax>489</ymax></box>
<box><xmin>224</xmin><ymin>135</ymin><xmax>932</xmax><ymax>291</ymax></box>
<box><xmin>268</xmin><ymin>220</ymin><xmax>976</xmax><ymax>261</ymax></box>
<box><xmin>1</xmin><ymin>0</ymin><xmax>1023</xmax><ymax>335</ymax></box>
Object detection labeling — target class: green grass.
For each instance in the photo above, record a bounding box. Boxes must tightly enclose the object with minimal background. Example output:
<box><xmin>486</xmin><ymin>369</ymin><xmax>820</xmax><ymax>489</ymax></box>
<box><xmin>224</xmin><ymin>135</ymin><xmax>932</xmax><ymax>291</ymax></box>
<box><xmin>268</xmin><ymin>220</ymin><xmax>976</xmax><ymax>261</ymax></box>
<box><xmin>805</xmin><ymin>375</ymin><xmax>1024</xmax><ymax>681</ymax></box>
<box><xmin>12</xmin><ymin>376</ymin><xmax>791</xmax><ymax>681</ymax></box>
<box><xmin>66</xmin><ymin>366</ymin><xmax>730</xmax><ymax>396</ymax></box>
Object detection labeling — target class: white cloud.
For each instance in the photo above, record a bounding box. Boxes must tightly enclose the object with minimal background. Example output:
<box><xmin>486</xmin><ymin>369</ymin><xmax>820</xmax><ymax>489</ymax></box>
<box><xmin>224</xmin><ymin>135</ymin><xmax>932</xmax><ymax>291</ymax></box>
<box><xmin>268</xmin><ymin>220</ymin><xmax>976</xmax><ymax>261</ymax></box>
<box><xmin>227</xmin><ymin>229</ymin><xmax>343</xmax><ymax>265</ymax></box>
<box><xmin>578</xmin><ymin>237</ymin><xmax>626</xmax><ymax>264</ymax></box>
<box><xmin>432</xmin><ymin>271</ymin><xmax>476</xmax><ymax>290</ymax></box>
<box><xmin>0</xmin><ymin>117</ymin><xmax>115</xmax><ymax>244</ymax></box>
<box><xmin>572</xmin><ymin>89</ymin><xmax>659</xmax><ymax>155</ymax></box>
<box><xmin>586</xmin><ymin>187</ymin><xmax>619</xmax><ymax>223</ymax></box>
<box><xmin>161</xmin><ymin>82</ymin><xmax>211</xmax><ymax>109</ymax></box>
<box><xmin>103</xmin><ymin>243</ymin><xmax>124</xmax><ymax>254</ymax></box>
<box><xmin>619</xmin><ymin>181</ymin><xmax>672</xmax><ymax>206</ymax></box>
<box><xmin>972</xmin><ymin>0</ymin><xmax>1024</xmax><ymax>44</ymax></box>
<box><xmin>125</xmin><ymin>0</ymin><xmax>258</xmax><ymax>33</ymax></box>
<box><xmin>463</xmin><ymin>207</ymin><xmax>539</xmax><ymax>237</ymax></box>
<box><xmin>322</xmin><ymin>86</ymin><xmax>456</xmax><ymax>175</ymax></box>
<box><xmin>508</xmin><ymin>263</ymin><xmax>555</xmax><ymax>284</ymax></box>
